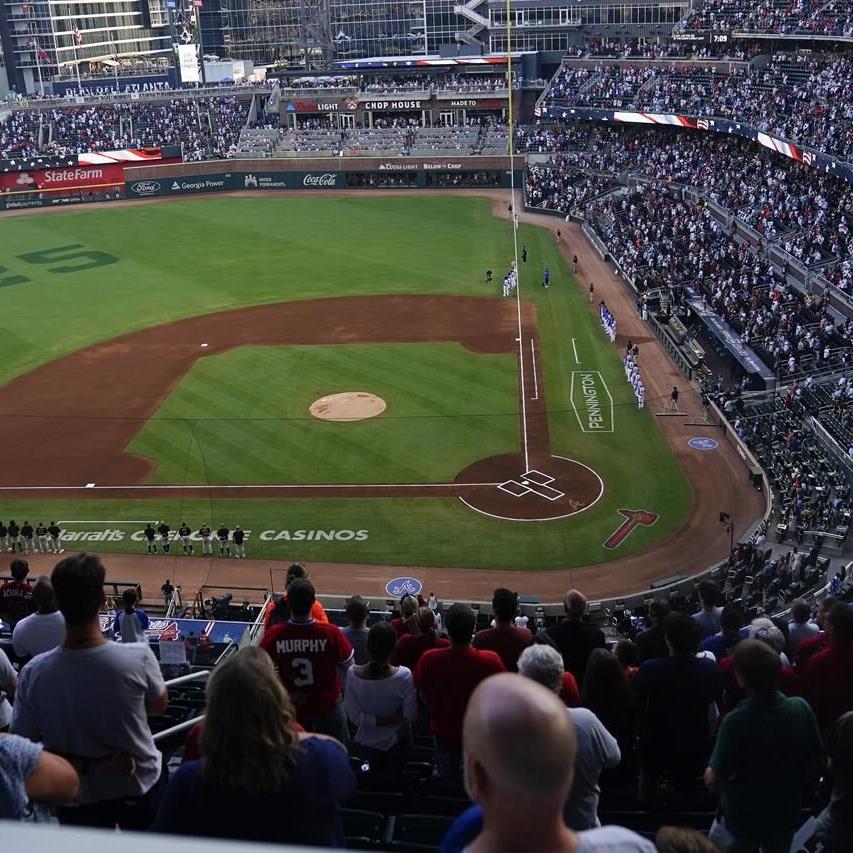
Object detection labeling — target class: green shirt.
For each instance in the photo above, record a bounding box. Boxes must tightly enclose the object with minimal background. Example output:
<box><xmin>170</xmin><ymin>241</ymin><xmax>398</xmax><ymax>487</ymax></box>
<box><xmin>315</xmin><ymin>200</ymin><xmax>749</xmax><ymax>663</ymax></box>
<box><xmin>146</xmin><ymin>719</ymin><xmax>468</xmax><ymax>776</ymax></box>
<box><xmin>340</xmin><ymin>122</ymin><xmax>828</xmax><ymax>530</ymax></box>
<box><xmin>710</xmin><ymin>693</ymin><xmax>822</xmax><ymax>842</ymax></box>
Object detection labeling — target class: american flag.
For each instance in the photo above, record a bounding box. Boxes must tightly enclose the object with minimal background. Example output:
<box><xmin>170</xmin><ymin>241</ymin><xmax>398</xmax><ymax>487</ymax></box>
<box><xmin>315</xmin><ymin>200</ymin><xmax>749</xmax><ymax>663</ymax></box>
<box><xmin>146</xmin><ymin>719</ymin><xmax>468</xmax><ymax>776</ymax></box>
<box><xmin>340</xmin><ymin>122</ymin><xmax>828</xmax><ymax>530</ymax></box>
<box><xmin>72</xmin><ymin>23</ymin><xmax>83</xmax><ymax>45</ymax></box>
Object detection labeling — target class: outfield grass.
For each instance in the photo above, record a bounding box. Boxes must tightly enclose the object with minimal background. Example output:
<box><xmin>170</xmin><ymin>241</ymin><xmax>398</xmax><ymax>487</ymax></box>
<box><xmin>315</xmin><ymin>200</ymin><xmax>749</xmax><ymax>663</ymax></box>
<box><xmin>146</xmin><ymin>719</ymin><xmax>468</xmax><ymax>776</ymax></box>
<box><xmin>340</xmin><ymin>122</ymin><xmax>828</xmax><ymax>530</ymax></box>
<box><xmin>126</xmin><ymin>343</ymin><xmax>519</xmax><ymax>484</ymax></box>
<box><xmin>0</xmin><ymin>195</ymin><xmax>692</xmax><ymax>569</ymax></box>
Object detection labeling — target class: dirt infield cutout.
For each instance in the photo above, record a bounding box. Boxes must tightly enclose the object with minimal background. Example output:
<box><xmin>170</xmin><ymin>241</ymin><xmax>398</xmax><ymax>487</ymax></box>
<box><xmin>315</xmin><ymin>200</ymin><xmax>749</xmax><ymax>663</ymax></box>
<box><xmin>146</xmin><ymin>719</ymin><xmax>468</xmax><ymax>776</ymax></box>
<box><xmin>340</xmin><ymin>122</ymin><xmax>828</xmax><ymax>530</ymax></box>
<box><xmin>310</xmin><ymin>392</ymin><xmax>387</xmax><ymax>422</ymax></box>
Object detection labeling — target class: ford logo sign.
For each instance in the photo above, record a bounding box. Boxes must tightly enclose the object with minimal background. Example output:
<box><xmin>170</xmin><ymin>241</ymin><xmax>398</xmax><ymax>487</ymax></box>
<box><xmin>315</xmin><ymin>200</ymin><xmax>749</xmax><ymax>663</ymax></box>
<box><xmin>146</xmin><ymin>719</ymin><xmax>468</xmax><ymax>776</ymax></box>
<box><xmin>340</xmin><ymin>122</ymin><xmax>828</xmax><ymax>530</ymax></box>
<box><xmin>385</xmin><ymin>576</ymin><xmax>423</xmax><ymax>598</ymax></box>
<box><xmin>131</xmin><ymin>181</ymin><xmax>160</xmax><ymax>195</ymax></box>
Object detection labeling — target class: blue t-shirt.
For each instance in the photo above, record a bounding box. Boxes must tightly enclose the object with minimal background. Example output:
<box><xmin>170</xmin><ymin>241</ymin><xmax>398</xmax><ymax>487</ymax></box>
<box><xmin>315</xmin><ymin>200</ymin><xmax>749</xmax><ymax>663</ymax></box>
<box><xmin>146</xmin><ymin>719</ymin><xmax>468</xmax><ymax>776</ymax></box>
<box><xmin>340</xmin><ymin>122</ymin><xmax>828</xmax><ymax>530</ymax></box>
<box><xmin>701</xmin><ymin>628</ymin><xmax>749</xmax><ymax>661</ymax></box>
<box><xmin>440</xmin><ymin>805</ymin><xmax>655</xmax><ymax>852</ymax></box>
<box><xmin>153</xmin><ymin>737</ymin><xmax>355</xmax><ymax>846</ymax></box>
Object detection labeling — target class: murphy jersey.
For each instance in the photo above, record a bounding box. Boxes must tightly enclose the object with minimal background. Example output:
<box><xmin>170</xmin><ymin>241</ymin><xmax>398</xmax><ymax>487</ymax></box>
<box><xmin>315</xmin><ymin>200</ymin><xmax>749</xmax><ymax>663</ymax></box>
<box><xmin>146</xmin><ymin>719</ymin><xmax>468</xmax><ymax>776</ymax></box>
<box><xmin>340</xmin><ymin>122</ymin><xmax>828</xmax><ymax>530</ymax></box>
<box><xmin>260</xmin><ymin>620</ymin><xmax>353</xmax><ymax>719</ymax></box>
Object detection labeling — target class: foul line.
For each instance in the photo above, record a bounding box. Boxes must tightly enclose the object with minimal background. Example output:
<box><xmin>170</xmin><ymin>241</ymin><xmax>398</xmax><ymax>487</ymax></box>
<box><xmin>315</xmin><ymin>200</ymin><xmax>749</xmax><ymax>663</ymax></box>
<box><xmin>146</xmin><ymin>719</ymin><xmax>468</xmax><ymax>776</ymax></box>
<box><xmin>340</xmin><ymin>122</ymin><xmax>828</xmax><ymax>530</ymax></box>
<box><xmin>0</xmin><ymin>481</ymin><xmax>502</xmax><ymax>492</ymax></box>
<box><xmin>572</xmin><ymin>338</ymin><xmax>581</xmax><ymax>364</ymax></box>
<box><xmin>530</xmin><ymin>338</ymin><xmax>539</xmax><ymax>401</ymax></box>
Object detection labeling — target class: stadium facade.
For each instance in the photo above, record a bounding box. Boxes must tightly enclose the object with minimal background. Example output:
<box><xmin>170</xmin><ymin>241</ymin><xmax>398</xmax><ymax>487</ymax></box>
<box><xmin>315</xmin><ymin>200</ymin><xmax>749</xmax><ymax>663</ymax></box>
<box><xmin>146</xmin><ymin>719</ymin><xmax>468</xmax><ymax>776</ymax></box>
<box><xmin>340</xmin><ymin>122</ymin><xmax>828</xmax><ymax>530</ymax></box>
<box><xmin>1</xmin><ymin>0</ymin><xmax>688</xmax><ymax>92</ymax></box>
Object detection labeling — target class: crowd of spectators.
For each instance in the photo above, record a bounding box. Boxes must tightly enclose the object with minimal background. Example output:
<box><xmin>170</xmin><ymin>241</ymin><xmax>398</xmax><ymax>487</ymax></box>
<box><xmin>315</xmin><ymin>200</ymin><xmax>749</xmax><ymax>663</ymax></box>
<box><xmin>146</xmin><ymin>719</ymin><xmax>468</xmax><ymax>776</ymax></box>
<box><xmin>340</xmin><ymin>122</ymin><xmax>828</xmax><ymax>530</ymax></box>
<box><xmin>0</xmin><ymin>97</ymin><xmax>252</xmax><ymax>161</ymax></box>
<box><xmin>542</xmin><ymin>53</ymin><xmax>853</xmax><ymax>160</ymax></box>
<box><xmin>682</xmin><ymin>0</ymin><xmax>853</xmax><ymax>37</ymax></box>
<box><xmin>2</xmin><ymin>553</ymin><xmax>852</xmax><ymax>852</ymax></box>
<box><xmin>585</xmin><ymin>185</ymin><xmax>852</xmax><ymax>374</ymax></box>
<box><xmin>519</xmin><ymin>123</ymin><xmax>853</xmax><ymax>295</ymax></box>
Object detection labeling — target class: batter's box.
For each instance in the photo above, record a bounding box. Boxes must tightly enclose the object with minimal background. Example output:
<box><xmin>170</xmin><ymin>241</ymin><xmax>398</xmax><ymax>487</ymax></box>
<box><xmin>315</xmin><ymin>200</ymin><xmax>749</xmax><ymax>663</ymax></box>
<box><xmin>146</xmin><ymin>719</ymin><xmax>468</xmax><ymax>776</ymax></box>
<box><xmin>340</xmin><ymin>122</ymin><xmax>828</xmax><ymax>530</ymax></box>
<box><xmin>498</xmin><ymin>480</ymin><xmax>531</xmax><ymax>498</ymax></box>
<box><xmin>498</xmin><ymin>470</ymin><xmax>566</xmax><ymax>502</ymax></box>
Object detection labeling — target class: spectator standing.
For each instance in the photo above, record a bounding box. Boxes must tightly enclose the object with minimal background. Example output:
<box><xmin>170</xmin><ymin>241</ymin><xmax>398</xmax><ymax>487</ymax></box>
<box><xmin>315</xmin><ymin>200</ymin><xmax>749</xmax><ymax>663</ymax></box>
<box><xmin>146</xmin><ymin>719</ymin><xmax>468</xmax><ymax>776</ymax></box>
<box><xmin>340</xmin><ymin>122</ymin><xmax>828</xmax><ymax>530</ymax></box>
<box><xmin>518</xmin><ymin>644</ymin><xmax>621</xmax><ymax>829</ymax></box>
<box><xmin>153</xmin><ymin>647</ymin><xmax>355</xmax><ymax>845</ymax></box>
<box><xmin>0</xmin><ymin>648</ymin><xmax>17</xmax><ymax>732</ymax></box>
<box><xmin>260</xmin><ymin>578</ymin><xmax>353</xmax><ymax>741</ymax></box>
<box><xmin>441</xmin><ymin>674</ymin><xmax>654</xmax><ymax>853</ymax></box>
<box><xmin>701</xmin><ymin>606</ymin><xmax>748</xmax><ymax>661</ymax></box>
<box><xmin>390</xmin><ymin>594</ymin><xmax>419</xmax><ymax>638</ymax></box>
<box><xmin>341</xmin><ymin>596</ymin><xmax>370</xmax><ymax>665</ymax></box>
<box><xmin>112</xmin><ymin>588</ymin><xmax>149</xmax><ymax>643</ymax></box>
<box><xmin>692</xmin><ymin>580</ymin><xmax>723</xmax><ymax>639</ymax></box>
<box><xmin>263</xmin><ymin>564</ymin><xmax>329</xmax><ymax>629</ymax></box>
<box><xmin>706</xmin><ymin>641</ymin><xmax>822</xmax><ymax>852</ymax></box>
<box><xmin>394</xmin><ymin>607</ymin><xmax>449</xmax><ymax>671</ymax></box>
<box><xmin>345</xmin><ymin>622</ymin><xmax>417</xmax><ymax>785</ymax></box>
<box><xmin>12</xmin><ymin>577</ymin><xmax>65</xmax><ymax>661</ymax></box>
<box><xmin>0</xmin><ymin>560</ymin><xmax>34</xmax><ymax>630</ymax></box>
<box><xmin>792</xmin><ymin>596</ymin><xmax>835</xmax><ymax>671</ymax></box>
<box><xmin>415</xmin><ymin>603</ymin><xmax>505</xmax><ymax>778</ymax></box>
<box><xmin>472</xmin><ymin>588</ymin><xmax>533</xmax><ymax>671</ymax></box>
<box><xmin>11</xmin><ymin>553</ymin><xmax>168</xmax><ymax>828</ymax></box>
<box><xmin>634</xmin><ymin>599</ymin><xmax>671</xmax><ymax>661</ymax></box>
<box><xmin>160</xmin><ymin>579</ymin><xmax>175</xmax><ymax>606</ymax></box>
<box><xmin>816</xmin><ymin>710</ymin><xmax>853</xmax><ymax>850</ymax></box>
<box><xmin>581</xmin><ymin>648</ymin><xmax>638</xmax><ymax>777</ymax></box>
<box><xmin>787</xmin><ymin>598</ymin><xmax>820</xmax><ymax>657</ymax></box>
<box><xmin>0</xmin><ymin>734</ymin><xmax>79</xmax><ymax>820</ymax></box>
<box><xmin>614</xmin><ymin>639</ymin><xmax>641</xmax><ymax>679</ymax></box>
<box><xmin>546</xmin><ymin>589</ymin><xmax>606</xmax><ymax>682</ymax></box>
<box><xmin>804</xmin><ymin>602</ymin><xmax>853</xmax><ymax>730</ymax></box>
<box><xmin>633</xmin><ymin>613</ymin><xmax>723</xmax><ymax>801</ymax></box>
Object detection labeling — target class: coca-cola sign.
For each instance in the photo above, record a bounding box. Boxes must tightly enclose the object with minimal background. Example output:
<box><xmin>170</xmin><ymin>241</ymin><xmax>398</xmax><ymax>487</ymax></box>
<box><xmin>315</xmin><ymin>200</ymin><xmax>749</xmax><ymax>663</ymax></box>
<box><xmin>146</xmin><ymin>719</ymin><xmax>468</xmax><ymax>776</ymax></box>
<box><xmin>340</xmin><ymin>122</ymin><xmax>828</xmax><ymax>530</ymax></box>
<box><xmin>302</xmin><ymin>173</ymin><xmax>338</xmax><ymax>187</ymax></box>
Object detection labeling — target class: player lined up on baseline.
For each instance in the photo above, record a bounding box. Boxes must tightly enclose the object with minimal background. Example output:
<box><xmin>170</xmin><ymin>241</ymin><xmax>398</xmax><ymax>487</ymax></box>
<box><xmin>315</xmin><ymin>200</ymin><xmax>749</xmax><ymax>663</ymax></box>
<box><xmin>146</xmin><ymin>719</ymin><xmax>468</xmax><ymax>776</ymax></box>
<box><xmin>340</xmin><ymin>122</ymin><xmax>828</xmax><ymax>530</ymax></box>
<box><xmin>623</xmin><ymin>340</ymin><xmax>646</xmax><ymax>409</ymax></box>
<box><xmin>0</xmin><ymin>521</ymin><xmax>64</xmax><ymax>554</ymax></box>
<box><xmin>142</xmin><ymin>521</ymin><xmax>248</xmax><ymax>558</ymax></box>
<box><xmin>599</xmin><ymin>301</ymin><xmax>617</xmax><ymax>343</ymax></box>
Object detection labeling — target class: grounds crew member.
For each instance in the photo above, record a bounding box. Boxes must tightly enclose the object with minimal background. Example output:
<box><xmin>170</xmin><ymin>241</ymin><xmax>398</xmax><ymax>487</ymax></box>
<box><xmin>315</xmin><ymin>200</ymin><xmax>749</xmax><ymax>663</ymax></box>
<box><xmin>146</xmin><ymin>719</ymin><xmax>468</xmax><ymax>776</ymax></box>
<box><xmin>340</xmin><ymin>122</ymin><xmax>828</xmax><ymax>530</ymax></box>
<box><xmin>35</xmin><ymin>522</ymin><xmax>49</xmax><ymax>553</ymax></box>
<box><xmin>157</xmin><ymin>520</ymin><xmax>171</xmax><ymax>554</ymax></box>
<box><xmin>8</xmin><ymin>520</ymin><xmax>21</xmax><ymax>552</ymax></box>
<box><xmin>178</xmin><ymin>522</ymin><xmax>193</xmax><ymax>555</ymax></box>
<box><xmin>199</xmin><ymin>523</ymin><xmax>213</xmax><ymax>556</ymax></box>
<box><xmin>21</xmin><ymin>521</ymin><xmax>34</xmax><ymax>554</ymax></box>
<box><xmin>144</xmin><ymin>523</ymin><xmax>157</xmax><ymax>554</ymax></box>
<box><xmin>48</xmin><ymin>521</ymin><xmax>63</xmax><ymax>553</ymax></box>
<box><xmin>217</xmin><ymin>524</ymin><xmax>231</xmax><ymax>557</ymax></box>
<box><xmin>233</xmin><ymin>526</ymin><xmax>246</xmax><ymax>559</ymax></box>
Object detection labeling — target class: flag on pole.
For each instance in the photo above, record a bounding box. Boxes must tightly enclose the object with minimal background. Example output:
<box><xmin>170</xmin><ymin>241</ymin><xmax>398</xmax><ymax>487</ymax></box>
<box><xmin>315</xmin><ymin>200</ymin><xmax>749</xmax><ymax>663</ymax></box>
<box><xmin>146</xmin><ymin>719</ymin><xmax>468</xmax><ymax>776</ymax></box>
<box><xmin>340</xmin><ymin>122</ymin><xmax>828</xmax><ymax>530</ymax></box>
<box><xmin>72</xmin><ymin>23</ymin><xmax>83</xmax><ymax>45</ymax></box>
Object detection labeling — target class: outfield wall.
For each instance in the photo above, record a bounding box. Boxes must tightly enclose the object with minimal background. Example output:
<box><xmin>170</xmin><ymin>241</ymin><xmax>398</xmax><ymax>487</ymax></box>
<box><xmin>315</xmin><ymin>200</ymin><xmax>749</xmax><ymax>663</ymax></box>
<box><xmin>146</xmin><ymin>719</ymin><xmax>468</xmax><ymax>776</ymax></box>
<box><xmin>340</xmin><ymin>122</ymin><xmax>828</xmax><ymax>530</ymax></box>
<box><xmin>122</xmin><ymin>156</ymin><xmax>519</xmax><ymax>198</ymax></box>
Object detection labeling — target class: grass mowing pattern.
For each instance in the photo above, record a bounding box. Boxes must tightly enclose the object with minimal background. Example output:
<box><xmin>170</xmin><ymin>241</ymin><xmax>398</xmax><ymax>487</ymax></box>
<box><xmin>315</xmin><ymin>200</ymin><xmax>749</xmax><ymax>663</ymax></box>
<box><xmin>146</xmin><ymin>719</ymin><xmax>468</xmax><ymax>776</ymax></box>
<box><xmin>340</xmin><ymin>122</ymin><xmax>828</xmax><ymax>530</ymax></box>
<box><xmin>0</xmin><ymin>196</ymin><xmax>691</xmax><ymax>569</ymax></box>
<box><xmin>126</xmin><ymin>344</ymin><xmax>519</xmax><ymax>484</ymax></box>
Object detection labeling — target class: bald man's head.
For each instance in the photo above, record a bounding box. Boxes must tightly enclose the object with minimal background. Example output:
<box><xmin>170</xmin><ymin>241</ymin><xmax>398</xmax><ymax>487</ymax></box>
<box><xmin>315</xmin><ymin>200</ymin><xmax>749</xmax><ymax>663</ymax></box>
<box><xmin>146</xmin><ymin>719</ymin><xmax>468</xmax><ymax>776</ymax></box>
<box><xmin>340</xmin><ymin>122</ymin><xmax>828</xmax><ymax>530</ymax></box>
<box><xmin>564</xmin><ymin>589</ymin><xmax>587</xmax><ymax>620</ymax></box>
<box><xmin>463</xmin><ymin>673</ymin><xmax>576</xmax><ymax>804</ymax></box>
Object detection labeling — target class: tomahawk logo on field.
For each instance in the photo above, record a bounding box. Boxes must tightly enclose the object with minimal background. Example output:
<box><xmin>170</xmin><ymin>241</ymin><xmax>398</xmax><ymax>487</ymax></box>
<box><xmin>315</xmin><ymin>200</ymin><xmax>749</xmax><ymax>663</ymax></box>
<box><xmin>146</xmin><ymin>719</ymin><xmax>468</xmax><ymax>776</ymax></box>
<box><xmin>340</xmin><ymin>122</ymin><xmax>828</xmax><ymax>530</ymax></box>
<box><xmin>604</xmin><ymin>509</ymin><xmax>658</xmax><ymax>550</ymax></box>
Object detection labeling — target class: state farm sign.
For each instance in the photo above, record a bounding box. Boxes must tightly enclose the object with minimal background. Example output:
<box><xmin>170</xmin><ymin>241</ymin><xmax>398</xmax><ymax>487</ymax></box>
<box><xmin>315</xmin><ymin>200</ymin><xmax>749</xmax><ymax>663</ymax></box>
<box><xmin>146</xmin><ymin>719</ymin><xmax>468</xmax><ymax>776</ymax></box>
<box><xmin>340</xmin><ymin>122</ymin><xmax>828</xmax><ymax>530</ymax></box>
<box><xmin>0</xmin><ymin>163</ymin><xmax>126</xmax><ymax>192</ymax></box>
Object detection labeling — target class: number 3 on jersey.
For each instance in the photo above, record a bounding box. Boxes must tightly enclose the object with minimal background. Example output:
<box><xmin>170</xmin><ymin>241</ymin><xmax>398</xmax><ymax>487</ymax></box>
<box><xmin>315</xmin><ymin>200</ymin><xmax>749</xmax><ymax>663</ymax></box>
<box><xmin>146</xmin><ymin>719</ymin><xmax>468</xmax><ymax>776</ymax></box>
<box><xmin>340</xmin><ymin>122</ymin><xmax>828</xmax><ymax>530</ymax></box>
<box><xmin>292</xmin><ymin>657</ymin><xmax>315</xmax><ymax>687</ymax></box>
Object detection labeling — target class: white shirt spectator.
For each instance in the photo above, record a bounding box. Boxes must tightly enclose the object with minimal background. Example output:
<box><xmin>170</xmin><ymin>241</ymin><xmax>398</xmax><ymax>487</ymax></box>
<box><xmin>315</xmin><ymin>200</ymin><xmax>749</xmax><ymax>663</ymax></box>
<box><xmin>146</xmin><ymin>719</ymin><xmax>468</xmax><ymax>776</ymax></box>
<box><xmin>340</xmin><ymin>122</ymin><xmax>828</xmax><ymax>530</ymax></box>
<box><xmin>344</xmin><ymin>665</ymin><xmax>417</xmax><ymax>750</ymax></box>
<box><xmin>566</xmin><ymin>707</ymin><xmax>621</xmax><ymax>830</ymax></box>
<box><xmin>787</xmin><ymin>619</ymin><xmax>820</xmax><ymax>655</ymax></box>
<box><xmin>12</xmin><ymin>611</ymin><xmax>65</xmax><ymax>659</ymax></box>
<box><xmin>11</xmin><ymin>642</ymin><xmax>165</xmax><ymax>803</ymax></box>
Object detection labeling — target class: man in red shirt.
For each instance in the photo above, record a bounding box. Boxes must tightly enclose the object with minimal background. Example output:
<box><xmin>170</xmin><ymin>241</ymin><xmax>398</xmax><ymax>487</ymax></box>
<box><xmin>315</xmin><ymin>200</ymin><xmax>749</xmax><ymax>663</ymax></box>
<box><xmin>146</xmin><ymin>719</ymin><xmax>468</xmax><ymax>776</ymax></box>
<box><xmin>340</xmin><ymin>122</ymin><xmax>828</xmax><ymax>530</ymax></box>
<box><xmin>260</xmin><ymin>579</ymin><xmax>353</xmax><ymax>742</ymax></box>
<box><xmin>804</xmin><ymin>603</ymin><xmax>853</xmax><ymax>730</ymax></box>
<box><xmin>472</xmin><ymin>588</ymin><xmax>533</xmax><ymax>672</ymax></box>
<box><xmin>0</xmin><ymin>559</ymin><xmax>34</xmax><ymax>629</ymax></box>
<box><xmin>415</xmin><ymin>603</ymin><xmax>505</xmax><ymax>778</ymax></box>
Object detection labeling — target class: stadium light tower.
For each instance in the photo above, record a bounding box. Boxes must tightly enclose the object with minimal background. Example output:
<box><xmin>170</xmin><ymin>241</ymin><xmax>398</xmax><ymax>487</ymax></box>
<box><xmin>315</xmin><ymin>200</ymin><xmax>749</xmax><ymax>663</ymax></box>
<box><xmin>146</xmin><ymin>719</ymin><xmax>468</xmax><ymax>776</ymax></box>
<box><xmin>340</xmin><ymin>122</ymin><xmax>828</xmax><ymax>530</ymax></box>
<box><xmin>298</xmin><ymin>0</ymin><xmax>335</xmax><ymax>70</ymax></box>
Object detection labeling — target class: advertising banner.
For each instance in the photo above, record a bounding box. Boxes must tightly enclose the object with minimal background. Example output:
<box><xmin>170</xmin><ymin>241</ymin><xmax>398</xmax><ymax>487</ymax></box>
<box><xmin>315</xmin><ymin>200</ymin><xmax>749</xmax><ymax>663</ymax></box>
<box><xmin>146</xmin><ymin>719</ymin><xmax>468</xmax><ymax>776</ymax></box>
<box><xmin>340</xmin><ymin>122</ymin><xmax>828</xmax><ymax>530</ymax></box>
<box><xmin>125</xmin><ymin>170</ymin><xmax>344</xmax><ymax>197</ymax></box>
<box><xmin>0</xmin><ymin>193</ymin><xmax>108</xmax><ymax>211</ymax></box>
<box><xmin>0</xmin><ymin>163</ymin><xmax>126</xmax><ymax>193</ymax></box>
<box><xmin>178</xmin><ymin>44</ymin><xmax>200</xmax><ymax>84</ymax></box>
<box><xmin>50</xmin><ymin>73</ymin><xmax>175</xmax><ymax>97</ymax></box>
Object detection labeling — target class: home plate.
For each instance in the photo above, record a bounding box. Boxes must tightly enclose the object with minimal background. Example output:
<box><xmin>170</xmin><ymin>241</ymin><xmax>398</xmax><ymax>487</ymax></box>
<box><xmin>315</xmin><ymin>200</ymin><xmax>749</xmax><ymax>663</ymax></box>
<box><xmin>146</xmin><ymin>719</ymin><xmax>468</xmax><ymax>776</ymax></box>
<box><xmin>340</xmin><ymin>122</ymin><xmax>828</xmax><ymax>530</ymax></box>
<box><xmin>85</xmin><ymin>483</ymin><xmax>96</xmax><ymax>488</ymax></box>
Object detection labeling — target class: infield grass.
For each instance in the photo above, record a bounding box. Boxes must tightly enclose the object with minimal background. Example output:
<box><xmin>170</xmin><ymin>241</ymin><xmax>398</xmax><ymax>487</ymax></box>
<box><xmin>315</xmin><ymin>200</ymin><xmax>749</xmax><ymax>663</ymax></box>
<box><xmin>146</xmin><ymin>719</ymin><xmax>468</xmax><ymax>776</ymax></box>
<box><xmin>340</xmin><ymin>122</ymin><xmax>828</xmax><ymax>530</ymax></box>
<box><xmin>0</xmin><ymin>195</ymin><xmax>691</xmax><ymax>569</ymax></box>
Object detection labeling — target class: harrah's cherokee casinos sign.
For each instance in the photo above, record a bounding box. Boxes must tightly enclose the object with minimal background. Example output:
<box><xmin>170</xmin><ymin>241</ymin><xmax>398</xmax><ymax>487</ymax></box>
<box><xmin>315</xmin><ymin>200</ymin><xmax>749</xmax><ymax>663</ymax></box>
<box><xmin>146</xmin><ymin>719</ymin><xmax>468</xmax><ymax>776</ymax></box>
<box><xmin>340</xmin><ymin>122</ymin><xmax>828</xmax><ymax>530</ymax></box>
<box><xmin>0</xmin><ymin>163</ymin><xmax>127</xmax><ymax>192</ymax></box>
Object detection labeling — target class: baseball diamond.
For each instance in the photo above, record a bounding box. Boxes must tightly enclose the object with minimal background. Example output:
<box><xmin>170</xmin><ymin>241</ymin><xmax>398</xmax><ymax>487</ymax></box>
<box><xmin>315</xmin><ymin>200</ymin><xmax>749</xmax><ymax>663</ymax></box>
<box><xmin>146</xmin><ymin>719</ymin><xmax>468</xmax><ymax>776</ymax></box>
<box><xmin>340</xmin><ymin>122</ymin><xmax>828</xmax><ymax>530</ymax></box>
<box><xmin>0</xmin><ymin>192</ymin><xmax>762</xmax><ymax>596</ymax></box>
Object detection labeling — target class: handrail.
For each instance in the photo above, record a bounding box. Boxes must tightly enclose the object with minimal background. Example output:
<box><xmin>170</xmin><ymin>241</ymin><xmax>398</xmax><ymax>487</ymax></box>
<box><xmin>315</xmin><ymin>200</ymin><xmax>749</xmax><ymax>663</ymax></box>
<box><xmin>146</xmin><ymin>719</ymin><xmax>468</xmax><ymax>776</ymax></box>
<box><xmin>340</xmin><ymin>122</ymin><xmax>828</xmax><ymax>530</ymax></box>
<box><xmin>152</xmin><ymin>715</ymin><xmax>203</xmax><ymax>743</ymax></box>
<box><xmin>163</xmin><ymin>669</ymin><xmax>210</xmax><ymax>688</ymax></box>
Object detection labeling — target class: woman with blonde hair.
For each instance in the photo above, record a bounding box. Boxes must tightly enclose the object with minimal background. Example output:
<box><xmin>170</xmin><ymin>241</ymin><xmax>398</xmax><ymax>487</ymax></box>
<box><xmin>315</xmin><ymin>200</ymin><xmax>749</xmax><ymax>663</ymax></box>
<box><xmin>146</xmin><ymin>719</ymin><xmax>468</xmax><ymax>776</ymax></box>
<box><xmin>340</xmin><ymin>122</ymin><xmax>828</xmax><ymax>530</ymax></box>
<box><xmin>154</xmin><ymin>646</ymin><xmax>355</xmax><ymax>845</ymax></box>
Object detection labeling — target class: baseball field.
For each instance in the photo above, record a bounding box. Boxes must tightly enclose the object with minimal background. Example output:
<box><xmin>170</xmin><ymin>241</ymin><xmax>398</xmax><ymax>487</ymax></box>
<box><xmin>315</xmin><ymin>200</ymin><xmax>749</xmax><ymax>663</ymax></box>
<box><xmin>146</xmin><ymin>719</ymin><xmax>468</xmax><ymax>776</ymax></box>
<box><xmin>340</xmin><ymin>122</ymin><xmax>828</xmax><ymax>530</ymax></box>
<box><xmin>0</xmin><ymin>193</ymin><xmax>695</xmax><ymax>571</ymax></box>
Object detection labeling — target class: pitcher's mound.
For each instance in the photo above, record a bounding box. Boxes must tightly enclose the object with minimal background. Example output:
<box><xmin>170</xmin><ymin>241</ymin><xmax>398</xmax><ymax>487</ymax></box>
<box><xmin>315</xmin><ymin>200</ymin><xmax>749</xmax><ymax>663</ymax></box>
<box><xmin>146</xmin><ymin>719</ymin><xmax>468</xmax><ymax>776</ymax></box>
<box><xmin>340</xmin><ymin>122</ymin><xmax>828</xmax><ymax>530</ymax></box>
<box><xmin>310</xmin><ymin>392</ymin><xmax>386</xmax><ymax>422</ymax></box>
